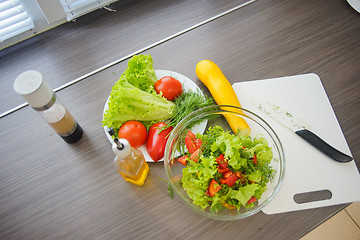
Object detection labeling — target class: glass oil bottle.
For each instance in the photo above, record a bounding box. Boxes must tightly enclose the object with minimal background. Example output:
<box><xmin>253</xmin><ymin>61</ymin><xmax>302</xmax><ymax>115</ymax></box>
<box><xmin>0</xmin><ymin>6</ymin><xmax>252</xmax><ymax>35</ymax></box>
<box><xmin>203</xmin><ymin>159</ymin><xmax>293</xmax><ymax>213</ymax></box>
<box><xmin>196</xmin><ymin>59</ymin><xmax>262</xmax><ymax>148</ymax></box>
<box><xmin>109</xmin><ymin>129</ymin><xmax>149</xmax><ymax>186</ymax></box>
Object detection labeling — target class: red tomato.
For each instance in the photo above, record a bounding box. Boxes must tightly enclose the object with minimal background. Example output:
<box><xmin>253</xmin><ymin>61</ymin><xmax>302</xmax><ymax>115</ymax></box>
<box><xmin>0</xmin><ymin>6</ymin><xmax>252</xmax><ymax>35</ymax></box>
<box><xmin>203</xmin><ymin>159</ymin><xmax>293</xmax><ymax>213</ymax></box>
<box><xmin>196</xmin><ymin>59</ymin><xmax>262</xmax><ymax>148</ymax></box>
<box><xmin>252</xmin><ymin>154</ymin><xmax>258</xmax><ymax>164</ymax></box>
<box><xmin>154</xmin><ymin>76</ymin><xmax>183</xmax><ymax>101</ymax></box>
<box><xmin>184</xmin><ymin>130</ymin><xmax>198</xmax><ymax>154</ymax></box>
<box><xmin>208</xmin><ymin>179</ymin><xmax>222</xmax><ymax>197</ymax></box>
<box><xmin>146</xmin><ymin>122</ymin><xmax>173</xmax><ymax>162</ymax></box>
<box><xmin>195</xmin><ymin>139</ymin><xmax>203</xmax><ymax>149</ymax></box>
<box><xmin>225</xmin><ymin>174</ymin><xmax>238</xmax><ymax>187</ymax></box>
<box><xmin>118</xmin><ymin>121</ymin><xmax>147</xmax><ymax>148</ymax></box>
<box><xmin>247</xmin><ymin>196</ymin><xmax>257</xmax><ymax>204</ymax></box>
<box><xmin>189</xmin><ymin>148</ymin><xmax>201</xmax><ymax>163</ymax></box>
<box><xmin>216</xmin><ymin>154</ymin><xmax>228</xmax><ymax>169</ymax></box>
<box><xmin>177</xmin><ymin>155</ymin><xmax>188</xmax><ymax>166</ymax></box>
<box><xmin>223</xmin><ymin>171</ymin><xmax>233</xmax><ymax>179</ymax></box>
<box><xmin>235</xmin><ymin>172</ymin><xmax>246</xmax><ymax>183</ymax></box>
<box><xmin>217</xmin><ymin>167</ymin><xmax>230</xmax><ymax>174</ymax></box>
<box><xmin>220</xmin><ymin>178</ymin><xmax>227</xmax><ymax>185</ymax></box>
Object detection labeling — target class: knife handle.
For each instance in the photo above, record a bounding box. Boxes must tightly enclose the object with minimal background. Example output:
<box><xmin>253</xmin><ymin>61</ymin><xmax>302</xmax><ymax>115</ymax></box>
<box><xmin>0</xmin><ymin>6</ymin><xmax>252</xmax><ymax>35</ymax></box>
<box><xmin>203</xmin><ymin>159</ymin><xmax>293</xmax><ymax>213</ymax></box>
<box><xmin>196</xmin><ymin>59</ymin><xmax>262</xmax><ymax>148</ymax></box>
<box><xmin>295</xmin><ymin>129</ymin><xmax>353</xmax><ymax>163</ymax></box>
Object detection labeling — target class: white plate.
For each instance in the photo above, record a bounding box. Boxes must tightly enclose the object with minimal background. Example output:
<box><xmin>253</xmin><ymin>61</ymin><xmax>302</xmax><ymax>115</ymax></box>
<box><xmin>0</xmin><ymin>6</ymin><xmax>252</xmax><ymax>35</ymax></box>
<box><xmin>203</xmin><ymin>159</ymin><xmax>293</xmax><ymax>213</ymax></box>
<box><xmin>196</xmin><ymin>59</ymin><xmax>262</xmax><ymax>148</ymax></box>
<box><xmin>347</xmin><ymin>0</ymin><xmax>360</xmax><ymax>13</ymax></box>
<box><xmin>103</xmin><ymin>70</ymin><xmax>208</xmax><ymax>162</ymax></box>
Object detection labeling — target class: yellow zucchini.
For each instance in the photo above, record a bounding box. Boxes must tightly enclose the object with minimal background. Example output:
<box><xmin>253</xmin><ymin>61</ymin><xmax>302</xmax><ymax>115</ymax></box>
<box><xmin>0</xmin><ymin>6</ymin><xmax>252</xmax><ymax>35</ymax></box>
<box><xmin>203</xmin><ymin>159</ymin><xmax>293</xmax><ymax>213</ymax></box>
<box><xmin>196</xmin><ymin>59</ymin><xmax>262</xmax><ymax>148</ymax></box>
<box><xmin>196</xmin><ymin>60</ymin><xmax>251</xmax><ymax>135</ymax></box>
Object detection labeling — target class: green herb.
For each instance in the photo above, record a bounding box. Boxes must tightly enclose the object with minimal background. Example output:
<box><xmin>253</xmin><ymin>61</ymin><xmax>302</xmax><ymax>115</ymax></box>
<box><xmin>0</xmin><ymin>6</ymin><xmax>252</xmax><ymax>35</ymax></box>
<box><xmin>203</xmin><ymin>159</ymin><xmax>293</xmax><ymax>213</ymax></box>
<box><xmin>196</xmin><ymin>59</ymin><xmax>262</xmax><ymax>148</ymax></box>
<box><xmin>164</xmin><ymin>90</ymin><xmax>214</xmax><ymax>129</ymax></box>
<box><xmin>158</xmin><ymin>177</ymin><xmax>174</xmax><ymax>199</ymax></box>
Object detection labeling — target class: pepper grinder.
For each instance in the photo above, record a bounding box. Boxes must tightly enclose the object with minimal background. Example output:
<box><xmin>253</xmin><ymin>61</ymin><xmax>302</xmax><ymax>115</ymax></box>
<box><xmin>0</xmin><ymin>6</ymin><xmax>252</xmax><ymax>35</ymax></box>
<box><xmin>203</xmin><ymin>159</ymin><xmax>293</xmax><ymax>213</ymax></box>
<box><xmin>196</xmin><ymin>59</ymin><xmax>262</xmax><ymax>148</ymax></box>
<box><xmin>13</xmin><ymin>70</ymin><xmax>83</xmax><ymax>143</ymax></box>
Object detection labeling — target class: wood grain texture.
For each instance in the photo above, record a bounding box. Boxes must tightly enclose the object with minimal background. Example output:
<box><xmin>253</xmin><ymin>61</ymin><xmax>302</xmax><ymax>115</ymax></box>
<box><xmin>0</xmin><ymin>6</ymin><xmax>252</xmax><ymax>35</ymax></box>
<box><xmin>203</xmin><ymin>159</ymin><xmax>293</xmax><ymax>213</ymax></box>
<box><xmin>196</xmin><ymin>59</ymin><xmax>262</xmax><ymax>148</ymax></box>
<box><xmin>0</xmin><ymin>0</ymin><xmax>359</xmax><ymax>239</ymax></box>
<box><xmin>0</xmin><ymin>0</ymin><xmax>249</xmax><ymax>115</ymax></box>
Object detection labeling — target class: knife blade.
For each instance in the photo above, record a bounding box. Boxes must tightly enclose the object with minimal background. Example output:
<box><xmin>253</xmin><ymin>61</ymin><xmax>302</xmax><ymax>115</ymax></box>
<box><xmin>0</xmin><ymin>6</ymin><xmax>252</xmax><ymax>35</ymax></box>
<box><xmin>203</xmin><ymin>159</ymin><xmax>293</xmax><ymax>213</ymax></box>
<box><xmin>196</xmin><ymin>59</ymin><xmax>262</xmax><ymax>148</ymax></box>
<box><xmin>252</xmin><ymin>98</ymin><xmax>353</xmax><ymax>163</ymax></box>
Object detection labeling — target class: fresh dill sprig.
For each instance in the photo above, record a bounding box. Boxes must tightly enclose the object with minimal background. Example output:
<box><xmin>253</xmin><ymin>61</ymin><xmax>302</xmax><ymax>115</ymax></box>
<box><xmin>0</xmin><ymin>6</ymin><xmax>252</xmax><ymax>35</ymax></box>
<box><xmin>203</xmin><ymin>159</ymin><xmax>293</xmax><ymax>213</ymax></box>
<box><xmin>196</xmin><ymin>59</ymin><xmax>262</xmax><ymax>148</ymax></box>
<box><xmin>158</xmin><ymin>177</ymin><xmax>174</xmax><ymax>199</ymax></box>
<box><xmin>166</xmin><ymin>90</ymin><xmax>214</xmax><ymax>129</ymax></box>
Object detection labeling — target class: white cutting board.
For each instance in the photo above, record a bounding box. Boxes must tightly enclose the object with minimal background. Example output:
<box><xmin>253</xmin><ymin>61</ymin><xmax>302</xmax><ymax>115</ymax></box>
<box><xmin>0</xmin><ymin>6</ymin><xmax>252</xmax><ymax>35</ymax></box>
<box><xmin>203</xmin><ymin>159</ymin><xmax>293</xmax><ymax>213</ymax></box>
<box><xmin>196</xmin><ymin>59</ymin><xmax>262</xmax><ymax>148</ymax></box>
<box><xmin>232</xmin><ymin>73</ymin><xmax>360</xmax><ymax>214</ymax></box>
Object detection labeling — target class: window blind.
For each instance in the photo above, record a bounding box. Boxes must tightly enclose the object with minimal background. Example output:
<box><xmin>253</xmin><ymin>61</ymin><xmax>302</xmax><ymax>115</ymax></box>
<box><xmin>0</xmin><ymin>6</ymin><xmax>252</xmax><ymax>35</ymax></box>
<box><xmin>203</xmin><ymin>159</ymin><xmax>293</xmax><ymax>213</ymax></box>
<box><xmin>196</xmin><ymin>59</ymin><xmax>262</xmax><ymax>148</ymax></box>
<box><xmin>59</xmin><ymin>0</ymin><xmax>117</xmax><ymax>21</ymax></box>
<box><xmin>0</xmin><ymin>0</ymin><xmax>34</xmax><ymax>42</ymax></box>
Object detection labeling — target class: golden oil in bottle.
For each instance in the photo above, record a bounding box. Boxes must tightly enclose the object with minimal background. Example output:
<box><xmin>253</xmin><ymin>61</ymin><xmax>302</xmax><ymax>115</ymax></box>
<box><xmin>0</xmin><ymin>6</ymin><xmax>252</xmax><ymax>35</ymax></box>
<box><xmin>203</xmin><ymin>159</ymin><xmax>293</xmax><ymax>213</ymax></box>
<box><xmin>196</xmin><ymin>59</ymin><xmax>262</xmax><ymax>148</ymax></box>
<box><xmin>112</xmin><ymin>138</ymin><xmax>149</xmax><ymax>186</ymax></box>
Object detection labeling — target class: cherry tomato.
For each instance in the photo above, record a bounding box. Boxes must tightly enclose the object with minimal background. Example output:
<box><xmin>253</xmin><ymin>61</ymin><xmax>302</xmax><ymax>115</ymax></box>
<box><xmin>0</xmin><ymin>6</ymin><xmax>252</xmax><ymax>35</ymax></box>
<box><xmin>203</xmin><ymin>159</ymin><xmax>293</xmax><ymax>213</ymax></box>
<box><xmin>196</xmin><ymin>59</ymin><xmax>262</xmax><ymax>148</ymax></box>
<box><xmin>118</xmin><ymin>121</ymin><xmax>147</xmax><ymax>148</ymax></box>
<box><xmin>146</xmin><ymin>122</ymin><xmax>173</xmax><ymax>162</ymax></box>
<box><xmin>154</xmin><ymin>76</ymin><xmax>183</xmax><ymax>101</ymax></box>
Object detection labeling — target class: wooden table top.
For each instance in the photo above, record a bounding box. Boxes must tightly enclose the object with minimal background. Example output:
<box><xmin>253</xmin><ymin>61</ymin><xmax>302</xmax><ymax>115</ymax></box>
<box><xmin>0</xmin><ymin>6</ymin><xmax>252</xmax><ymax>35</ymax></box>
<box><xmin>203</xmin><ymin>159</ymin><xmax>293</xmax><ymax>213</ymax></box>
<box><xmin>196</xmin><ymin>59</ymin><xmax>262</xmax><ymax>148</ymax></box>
<box><xmin>1</xmin><ymin>0</ymin><xmax>359</xmax><ymax>239</ymax></box>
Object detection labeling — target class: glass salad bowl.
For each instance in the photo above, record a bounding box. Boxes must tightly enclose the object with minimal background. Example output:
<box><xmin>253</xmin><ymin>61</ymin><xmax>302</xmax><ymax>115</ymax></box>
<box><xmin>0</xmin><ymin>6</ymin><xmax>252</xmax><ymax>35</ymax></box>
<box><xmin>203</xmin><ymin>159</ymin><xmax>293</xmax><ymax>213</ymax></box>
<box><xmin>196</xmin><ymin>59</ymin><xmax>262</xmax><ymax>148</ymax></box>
<box><xmin>163</xmin><ymin>105</ymin><xmax>285</xmax><ymax>220</ymax></box>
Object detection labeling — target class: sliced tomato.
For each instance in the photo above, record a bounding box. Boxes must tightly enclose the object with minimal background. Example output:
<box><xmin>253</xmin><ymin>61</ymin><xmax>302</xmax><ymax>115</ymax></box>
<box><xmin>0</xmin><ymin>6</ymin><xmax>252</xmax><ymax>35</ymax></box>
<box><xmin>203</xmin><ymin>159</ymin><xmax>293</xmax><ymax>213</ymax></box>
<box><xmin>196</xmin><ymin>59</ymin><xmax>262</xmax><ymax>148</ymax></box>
<box><xmin>225</xmin><ymin>174</ymin><xmax>238</xmax><ymax>187</ymax></box>
<box><xmin>177</xmin><ymin>155</ymin><xmax>188</xmax><ymax>166</ymax></box>
<box><xmin>235</xmin><ymin>172</ymin><xmax>247</xmax><ymax>183</ymax></box>
<box><xmin>220</xmin><ymin>178</ymin><xmax>227</xmax><ymax>185</ymax></box>
<box><xmin>218</xmin><ymin>167</ymin><xmax>230</xmax><ymax>174</ymax></box>
<box><xmin>187</xmin><ymin>130</ymin><xmax>196</xmax><ymax>140</ymax></box>
<box><xmin>205</xmin><ymin>188</ymin><xmax>210</xmax><ymax>197</ymax></box>
<box><xmin>252</xmin><ymin>154</ymin><xmax>258</xmax><ymax>164</ymax></box>
<box><xmin>190</xmin><ymin>148</ymin><xmax>201</xmax><ymax>162</ymax></box>
<box><xmin>223</xmin><ymin>171</ymin><xmax>233</xmax><ymax>179</ymax></box>
<box><xmin>185</xmin><ymin>131</ymin><xmax>197</xmax><ymax>154</ymax></box>
<box><xmin>216</xmin><ymin>153</ymin><xmax>225</xmax><ymax>162</ymax></box>
<box><xmin>235</xmin><ymin>171</ymin><xmax>242</xmax><ymax>178</ymax></box>
<box><xmin>247</xmin><ymin>196</ymin><xmax>257</xmax><ymax>204</ymax></box>
<box><xmin>195</xmin><ymin>139</ymin><xmax>203</xmax><ymax>149</ymax></box>
<box><xmin>208</xmin><ymin>179</ymin><xmax>222</xmax><ymax>197</ymax></box>
<box><xmin>216</xmin><ymin>154</ymin><xmax>228</xmax><ymax>169</ymax></box>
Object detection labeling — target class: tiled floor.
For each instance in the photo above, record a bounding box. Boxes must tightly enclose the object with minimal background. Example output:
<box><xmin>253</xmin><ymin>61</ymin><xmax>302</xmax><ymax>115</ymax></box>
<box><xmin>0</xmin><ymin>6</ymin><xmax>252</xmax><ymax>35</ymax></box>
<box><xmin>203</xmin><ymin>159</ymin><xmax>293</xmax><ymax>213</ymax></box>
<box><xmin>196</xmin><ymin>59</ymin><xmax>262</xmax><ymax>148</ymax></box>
<box><xmin>301</xmin><ymin>201</ymin><xmax>360</xmax><ymax>240</ymax></box>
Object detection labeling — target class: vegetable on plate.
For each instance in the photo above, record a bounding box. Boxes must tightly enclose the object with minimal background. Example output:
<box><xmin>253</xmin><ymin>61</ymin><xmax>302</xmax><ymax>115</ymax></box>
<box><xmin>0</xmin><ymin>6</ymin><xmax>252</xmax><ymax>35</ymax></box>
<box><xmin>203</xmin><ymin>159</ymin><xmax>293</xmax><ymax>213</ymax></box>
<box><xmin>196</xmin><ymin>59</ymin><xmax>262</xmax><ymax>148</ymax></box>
<box><xmin>146</xmin><ymin>122</ymin><xmax>174</xmax><ymax>162</ymax></box>
<box><xmin>103</xmin><ymin>54</ymin><xmax>214</xmax><ymax>134</ymax></box>
<box><xmin>164</xmin><ymin>90</ymin><xmax>214</xmax><ymax>131</ymax></box>
<box><xmin>118</xmin><ymin>120</ymin><xmax>147</xmax><ymax>148</ymax></box>
<box><xmin>102</xmin><ymin>54</ymin><xmax>214</xmax><ymax>162</ymax></box>
<box><xmin>155</xmin><ymin>76</ymin><xmax>183</xmax><ymax>101</ymax></box>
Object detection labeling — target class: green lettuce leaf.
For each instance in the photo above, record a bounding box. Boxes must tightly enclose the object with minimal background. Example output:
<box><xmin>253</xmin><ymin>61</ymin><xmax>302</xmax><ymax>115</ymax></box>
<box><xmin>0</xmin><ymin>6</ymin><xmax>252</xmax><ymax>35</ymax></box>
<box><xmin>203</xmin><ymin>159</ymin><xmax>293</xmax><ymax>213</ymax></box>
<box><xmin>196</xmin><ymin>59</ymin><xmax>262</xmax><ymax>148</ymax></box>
<box><xmin>122</xmin><ymin>54</ymin><xmax>158</xmax><ymax>93</ymax></box>
<box><xmin>102</xmin><ymin>54</ymin><xmax>174</xmax><ymax>131</ymax></box>
<box><xmin>248</xmin><ymin>170</ymin><xmax>262</xmax><ymax>182</ymax></box>
<box><xmin>228</xmin><ymin>184</ymin><xmax>260</xmax><ymax>206</ymax></box>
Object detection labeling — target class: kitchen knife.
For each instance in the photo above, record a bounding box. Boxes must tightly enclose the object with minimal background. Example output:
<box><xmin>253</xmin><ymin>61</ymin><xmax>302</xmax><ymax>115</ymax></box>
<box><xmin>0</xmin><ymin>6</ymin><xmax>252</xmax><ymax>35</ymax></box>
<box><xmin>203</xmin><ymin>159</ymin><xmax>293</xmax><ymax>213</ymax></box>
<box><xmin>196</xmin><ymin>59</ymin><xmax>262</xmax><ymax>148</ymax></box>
<box><xmin>252</xmin><ymin>98</ymin><xmax>353</xmax><ymax>163</ymax></box>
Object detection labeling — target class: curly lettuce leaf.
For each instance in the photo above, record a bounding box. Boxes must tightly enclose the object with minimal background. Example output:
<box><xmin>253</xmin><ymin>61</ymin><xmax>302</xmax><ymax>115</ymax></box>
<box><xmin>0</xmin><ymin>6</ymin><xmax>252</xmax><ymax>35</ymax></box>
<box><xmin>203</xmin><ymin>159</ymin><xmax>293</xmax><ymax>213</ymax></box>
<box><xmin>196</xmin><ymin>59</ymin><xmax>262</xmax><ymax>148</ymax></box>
<box><xmin>228</xmin><ymin>184</ymin><xmax>260</xmax><ymax>207</ymax></box>
<box><xmin>102</xmin><ymin>54</ymin><xmax>174</xmax><ymax>131</ymax></box>
<box><xmin>122</xmin><ymin>54</ymin><xmax>158</xmax><ymax>93</ymax></box>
